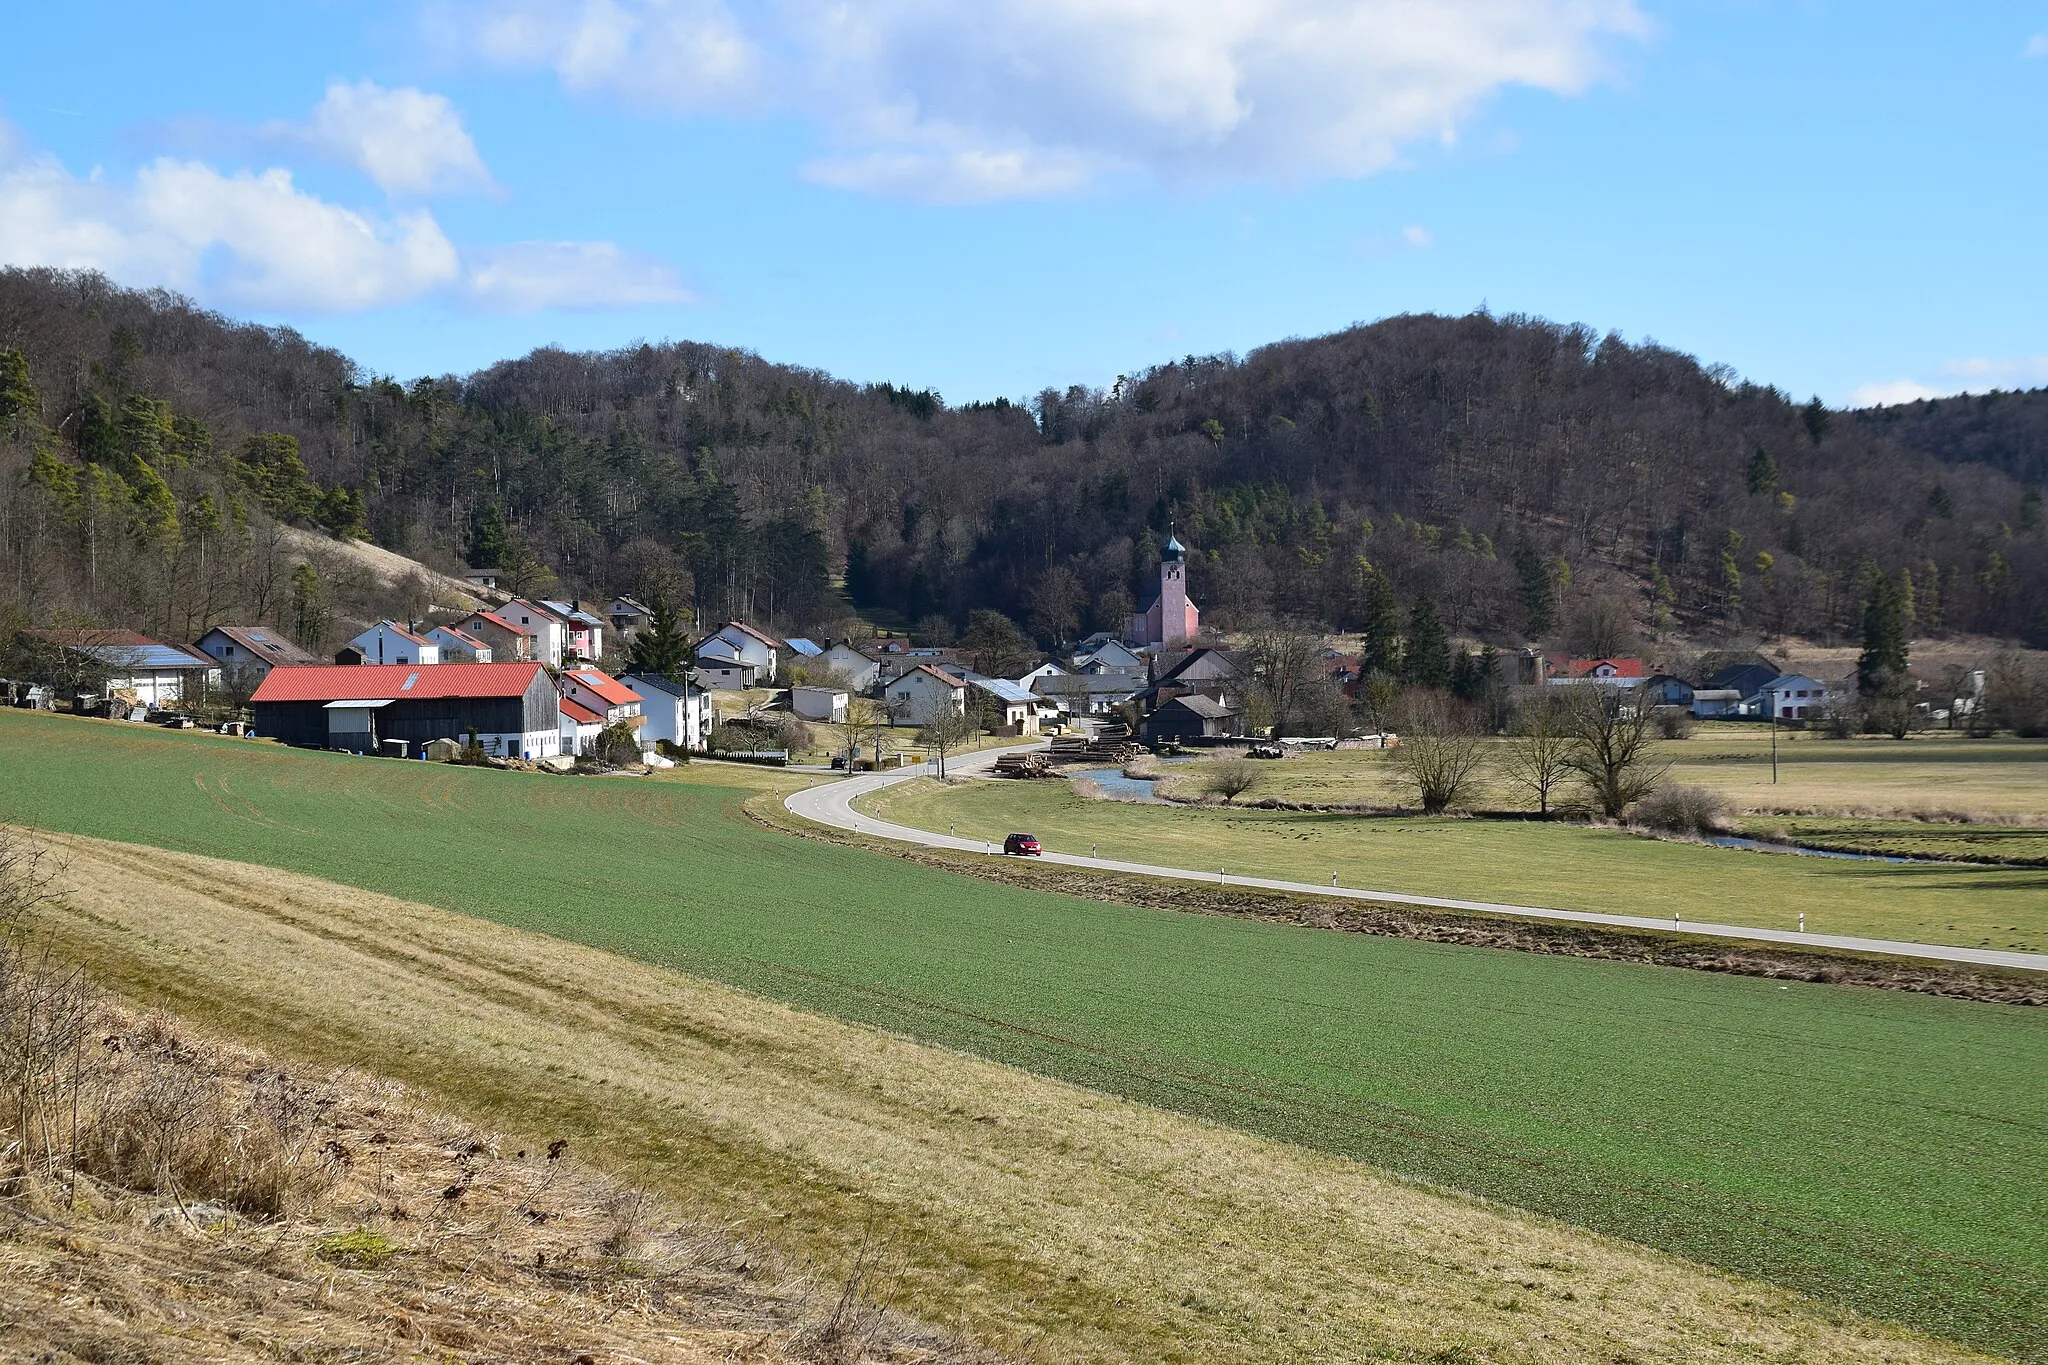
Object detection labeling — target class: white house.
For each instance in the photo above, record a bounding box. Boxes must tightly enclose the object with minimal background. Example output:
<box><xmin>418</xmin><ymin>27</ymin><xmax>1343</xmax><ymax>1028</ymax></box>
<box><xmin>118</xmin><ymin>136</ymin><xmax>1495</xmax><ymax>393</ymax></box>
<box><xmin>1016</xmin><ymin>661</ymin><xmax>1067</xmax><ymax>689</ymax></box>
<box><xmin>887</xmin><ymin>664</ymin><xmax>967</xmax><ymax>722</ymax></box>
<box><xmin>347</xmin><ymin>621</ymin><xmax>439</xmax><ymax>666</ymax></box>
<box><xmin>624</xmin><ymin>672</ymin><xmax>715</xmax><ymax>752</ymax></box>
<box><xmin>1075</xmin><ymin>640</ymin><xmax>1145</xmax><ymax>674</ymax></box>
<box><xmin>1756</xmin><ymin>674</ymin><xmax>1834</xmax><ymax>721</ymax></box>
<box><xmin>559</xmin><ymin>696</ymin><xmax>604</xmax><ymax>755</ymax></box>
<box><xmin>426</xmin><ymin>624</ymin><xmax>492</xmax><ymax>663</ymax></box>
<box><xmin>559</xmin><ymin>668</ymin><xmax>644</xmax><ymax>729</ymax></box>
<box><xmin>501</xmin><ymin>599</ymin><xmax>568</xmax><ymax>666</ymax></box>
<box><xmin>1690</xmin><ymin>688</ymin><xmax>1744</xmax><ymax>719</ymax></box>
<box><xmin>791</xmin><ymin>685</ymin><xmax>849</xmax><ymax>724</ymax></box>
<box><xmin>821</xmin><ymin>643</ymin><xmax>883</xmax><ymax>691</ymax></box>
<box><xmin>192</xmin><ymin>625</ymin><xmax>316</xmax><ymax>690</ymax></box>
<box><xmin>698</xmin><ymin>621</ymin><xmax>782</xmax><ymax>682</ymax></box>
<box><xmin>968</xmin><ymin>677</ymin><xmax>1039</xmax><ymax>735</ymax></box>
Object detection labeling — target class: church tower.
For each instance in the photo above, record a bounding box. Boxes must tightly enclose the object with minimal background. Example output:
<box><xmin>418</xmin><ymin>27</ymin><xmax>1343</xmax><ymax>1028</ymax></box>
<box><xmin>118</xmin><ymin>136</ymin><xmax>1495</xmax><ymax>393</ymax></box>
<box><xmin>1127</xmin><ymin>533</ymin><xmax>1200</xmax><ymax>647</ymax></box>
<box><xmin>1158</xmin><ymin>534</ymin><xmax>1190</xmax><ymax>646</ymax></box>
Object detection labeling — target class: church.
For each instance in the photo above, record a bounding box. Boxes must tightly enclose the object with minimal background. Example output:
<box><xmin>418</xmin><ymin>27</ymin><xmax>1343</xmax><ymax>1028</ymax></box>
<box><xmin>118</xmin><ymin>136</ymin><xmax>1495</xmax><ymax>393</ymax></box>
<box><xmin>1126</xmin><ymin>535</ymin><xmax>1201</xmax><ymax>649</ymax></box>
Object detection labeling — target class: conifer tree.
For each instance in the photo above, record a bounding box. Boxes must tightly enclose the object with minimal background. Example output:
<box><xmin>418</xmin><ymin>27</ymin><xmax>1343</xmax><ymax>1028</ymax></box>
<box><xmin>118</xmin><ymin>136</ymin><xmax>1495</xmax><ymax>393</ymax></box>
<box><xmin>1401</xmin><ymin>597</ymin><xmax>1451</xmax><ymax>690</ymax></box>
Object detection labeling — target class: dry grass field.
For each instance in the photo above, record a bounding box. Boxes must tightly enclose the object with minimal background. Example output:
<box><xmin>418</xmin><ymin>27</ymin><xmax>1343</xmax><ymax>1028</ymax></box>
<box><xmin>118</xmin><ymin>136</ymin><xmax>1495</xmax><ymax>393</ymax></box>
<box><xmin>1151</xmin><ymin>726</ymin><xmax>2048</xmax><ymax>819</ymax></box>
<box><xmin>4</xmin><ymin>1008</ymin><xmax>981</xmax><ymax>1364</ymax></box>
<box><xmin>21</xmin><ymin>829</ymin><xmax>2001</xmax><ymax>1365</ymax></box>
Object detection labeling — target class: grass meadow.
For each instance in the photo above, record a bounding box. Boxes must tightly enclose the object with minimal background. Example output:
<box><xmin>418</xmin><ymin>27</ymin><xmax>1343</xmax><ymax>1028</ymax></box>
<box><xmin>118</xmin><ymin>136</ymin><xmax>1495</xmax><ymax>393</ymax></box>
<box><xmin>1153</xmin><ymin>724</ymin><xmax>2048</xmax><ymax>818</ymax></box>
<box><xmin>3</xmin><ymin>709</ymin><xmax>2046</xmax><ymax>1359</ymax></box>
<box><xmin>862</xmin><ymin>776</ymin><xmax>2048</xmax><ymax>952</ymax></box>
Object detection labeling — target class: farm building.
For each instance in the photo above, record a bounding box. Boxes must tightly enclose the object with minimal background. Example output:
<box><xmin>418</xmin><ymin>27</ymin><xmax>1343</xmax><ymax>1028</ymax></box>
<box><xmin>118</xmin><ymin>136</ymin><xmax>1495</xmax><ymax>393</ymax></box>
<box><xmin>249</xmin><ymin>662</ymin><xmax>561</xmax><ymax>757</ymax></box>
<box><xmin>192</xmin><ymin>626</ymin><xmax>317</xmax><ymax>691</ymax></box>
<box><xmin>623</xmin><ymin>671</ymin><xmax>715</xmax><ymax>751</ymax></box>
<box><xmin>21</xmin><ymin>629</ymin><xmax>221</xmax><ymax>706</ymax></box>
<box><xmin>792</xmin><ymin>685</ymin><xmax>849</xmax><ymax>724</ymax></box>
<box><xmin>1140</xmin><ymin>694</ymin><xmax>1241</xmax><ymax>744</ymax></box>
<box><xmin>967</xmin><ymin>677</ymin><xmax>1040</xmax><ymax>735</ymax></box>
<box><xmin>693</xmin><ymin>657</ymin><xmax>759</xmax><ymax>690</ymax></box>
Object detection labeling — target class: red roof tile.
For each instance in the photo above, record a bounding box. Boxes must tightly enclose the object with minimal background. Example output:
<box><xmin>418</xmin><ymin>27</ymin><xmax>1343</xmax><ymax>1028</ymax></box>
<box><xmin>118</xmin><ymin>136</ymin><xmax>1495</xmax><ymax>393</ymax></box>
<box><xmin>559</xmin><ymin>697</ymin><xmax>604</xmax><ymax>725</ymax></box>
<box><xmin>250</xmin><ymin>662</ymin><xmax>546</xmax><ymax>704</ymax></box>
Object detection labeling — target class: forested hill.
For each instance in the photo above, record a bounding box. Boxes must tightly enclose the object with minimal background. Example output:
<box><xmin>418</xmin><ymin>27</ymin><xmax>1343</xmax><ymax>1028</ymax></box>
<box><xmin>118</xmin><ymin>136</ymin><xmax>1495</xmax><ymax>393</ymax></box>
<box><xmin>2</xmin><ymin>266</ymin><xmax>2044</xmax><ymax>657</ymax></box>
<box><xmin>1854</xmin><ymin>387</ymin><xmax>2048</xmax><ymax>490</ymax></box>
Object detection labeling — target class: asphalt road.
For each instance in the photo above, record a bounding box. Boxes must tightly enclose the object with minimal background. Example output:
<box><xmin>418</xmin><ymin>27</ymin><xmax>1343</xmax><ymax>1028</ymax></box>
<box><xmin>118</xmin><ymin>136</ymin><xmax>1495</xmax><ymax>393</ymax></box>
<box><xmin>783</xmin><ymin>742</ymin><xmax>2048</xmax><ymax>974</ymax></box>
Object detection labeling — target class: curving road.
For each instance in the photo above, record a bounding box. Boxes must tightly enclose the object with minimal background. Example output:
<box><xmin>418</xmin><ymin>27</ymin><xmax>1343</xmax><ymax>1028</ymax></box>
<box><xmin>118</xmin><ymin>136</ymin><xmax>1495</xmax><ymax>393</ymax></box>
<box><xmin>785</xmin><ymin>742</ymin><xmax>2048</xmax><ymax>974</ymax></box>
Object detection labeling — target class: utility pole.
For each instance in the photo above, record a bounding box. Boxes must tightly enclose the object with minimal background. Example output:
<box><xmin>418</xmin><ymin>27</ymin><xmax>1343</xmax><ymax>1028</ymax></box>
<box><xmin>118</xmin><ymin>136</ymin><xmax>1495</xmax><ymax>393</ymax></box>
<box><xmin>1771</xmin><ymin>705</ymin><xmax>1779</xmax><ymax>784</ymax></box>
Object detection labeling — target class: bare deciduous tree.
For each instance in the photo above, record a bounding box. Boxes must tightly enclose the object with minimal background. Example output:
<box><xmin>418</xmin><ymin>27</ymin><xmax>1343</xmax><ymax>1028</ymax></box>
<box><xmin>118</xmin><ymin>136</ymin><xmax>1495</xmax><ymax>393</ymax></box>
<box><xmin>915</xmin><ymin>706</ymin><xmax>978</xmax><ymax>778</ymax></box>
<box><xmin>1388</xmin><ymin>691</ymin><xmax>1489</xmax><ymax>815</ymax></box>
<box><xmin>1561</xmin><ymin>685</ymin><xmax>1668</xmax><ymax>819</ymax></box>
<box><xmin>1499</xmin><ymin>692</ymin><xmax>1573</xmax><ymax>816</ymax></box>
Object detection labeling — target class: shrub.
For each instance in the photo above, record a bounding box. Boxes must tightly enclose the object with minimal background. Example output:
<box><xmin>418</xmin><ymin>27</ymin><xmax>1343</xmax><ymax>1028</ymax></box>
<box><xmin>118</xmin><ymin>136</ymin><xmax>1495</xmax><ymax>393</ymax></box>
<box><xmin>1635</xmin><ymin>784</ymin><xmax>1729</xmax><ymax>837</ymax></box>
<box><xmin>1203</xmin><ymin>755</ymin><xmax>1261</xmax><ymax>805</ymax></box>
<box><xmin>1652</xmin><ymin>708</ymin><xmax>1694</xmax><ymax>740</ymax></box>
<box><xmin>586</xmin><ymin>721</ymin><xmax>643</xmax><ymax>769</ymax></box>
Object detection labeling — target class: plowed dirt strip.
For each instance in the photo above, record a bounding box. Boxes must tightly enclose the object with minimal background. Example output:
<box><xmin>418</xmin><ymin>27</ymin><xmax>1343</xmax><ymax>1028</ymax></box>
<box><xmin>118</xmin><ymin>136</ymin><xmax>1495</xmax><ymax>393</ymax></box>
<box><xmin>30</xmin><ymin>830</ymin><xmax>1996</xmax><ymax>1365</ymax></box>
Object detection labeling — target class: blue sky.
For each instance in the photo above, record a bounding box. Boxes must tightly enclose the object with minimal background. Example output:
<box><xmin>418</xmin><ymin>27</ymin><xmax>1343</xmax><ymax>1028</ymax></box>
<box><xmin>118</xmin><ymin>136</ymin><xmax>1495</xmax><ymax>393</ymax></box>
<box><xmin>3</xmin><ymin>1</ymin><xmax>2044</xmax><ymax>407</ymax></box>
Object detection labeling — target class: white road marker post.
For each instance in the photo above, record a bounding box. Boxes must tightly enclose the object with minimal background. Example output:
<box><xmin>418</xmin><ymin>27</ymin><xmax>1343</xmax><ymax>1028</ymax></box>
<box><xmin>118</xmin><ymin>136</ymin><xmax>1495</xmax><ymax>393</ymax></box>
<box><xmin>1332</xmin><ymin>871</ymin><xmax>1338</xmax><ymax>886</ymax></box>
<box><xmin>1799</xmin><ymin>912</ymin><xmax>1806</xmax><ymax>934</ymax></box>
<box><xmin>1673</xmin><ymin>910</ymin><xmax>1680</xmax><ymax>930</ymax></box>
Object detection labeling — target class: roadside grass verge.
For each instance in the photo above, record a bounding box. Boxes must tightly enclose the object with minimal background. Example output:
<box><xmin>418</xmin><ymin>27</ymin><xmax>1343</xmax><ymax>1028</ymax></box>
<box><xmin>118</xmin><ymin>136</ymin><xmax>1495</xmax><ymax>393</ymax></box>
<box><xmin>857</xmin><ymin>775</ymin><xmax>2048</xmax><ymax>953</ymax></box>
<box><xmin>2</xmin><ymin>710</ymin><xmax>2045</xmax><ymax>1359</ymax></box>
<box><xmin>24</xmin><ymin>830</ymin><xmax>2004</xmax><ymax>1365</ymax></box>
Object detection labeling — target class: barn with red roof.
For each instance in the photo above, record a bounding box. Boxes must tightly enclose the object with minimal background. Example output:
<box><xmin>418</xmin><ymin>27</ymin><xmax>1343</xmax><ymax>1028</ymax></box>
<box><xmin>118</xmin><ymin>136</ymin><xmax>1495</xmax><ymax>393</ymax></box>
<box><xmin>249</xmin><ymin>662</ymin><xmax>561</xmax><ymax>757</ymax></box>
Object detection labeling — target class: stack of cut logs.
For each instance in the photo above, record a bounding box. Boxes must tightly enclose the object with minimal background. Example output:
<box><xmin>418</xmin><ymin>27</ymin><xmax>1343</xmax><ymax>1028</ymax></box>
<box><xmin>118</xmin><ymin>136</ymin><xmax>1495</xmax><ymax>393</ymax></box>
<box><xmin>993</xmin><ymin>751</ymin><xmax>1053</xmax><ymax>778</ymax></box>
<box><xmin>1046</xmin><ymin>735</ymin><xmax>1142</xmax><ymax>765</ymax></box>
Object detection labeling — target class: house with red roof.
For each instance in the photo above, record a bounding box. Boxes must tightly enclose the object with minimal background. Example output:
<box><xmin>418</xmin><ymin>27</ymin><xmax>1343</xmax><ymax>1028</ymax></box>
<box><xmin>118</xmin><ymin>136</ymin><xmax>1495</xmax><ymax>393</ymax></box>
<box><xmin>249</xmin><ymin>662</ymin><xmax>561</xmax><ymax>757</ymax></box>
<box><xmin>498</xmin><ymin>598</ymin><xmax>572</xmax><ymax>666</ymax></box>
<box><xmin>193</xmin><ymin>625</ymin><xmax>317</xmax><ymax>692</ymax></box>
<box><xmin>558</xmin><ymin>695</ymin><xmax>605</xmax><ymax>756</ymax></box>
<box><xmin>448</xmin><ymin>608</ymin><xmax>531</xmax><ymax>663</ymax></box>
<box><xmin>557</xmin><ymin>667</ymin><xmax>645</xmax><ymax>755</ymax></box>
<box><xmin>1543</xmin><ymin>655</ymin><xmax>1647</xmax><ymax>687</ymax></box>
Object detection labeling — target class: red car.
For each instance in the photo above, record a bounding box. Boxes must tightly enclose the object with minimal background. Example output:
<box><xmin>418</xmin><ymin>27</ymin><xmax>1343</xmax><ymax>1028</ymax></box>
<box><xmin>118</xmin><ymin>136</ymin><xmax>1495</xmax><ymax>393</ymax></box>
<box><xmin>1002</xmin><ymin>832</ymin><xmax>1042</xmax><ymax>857</ymax></box>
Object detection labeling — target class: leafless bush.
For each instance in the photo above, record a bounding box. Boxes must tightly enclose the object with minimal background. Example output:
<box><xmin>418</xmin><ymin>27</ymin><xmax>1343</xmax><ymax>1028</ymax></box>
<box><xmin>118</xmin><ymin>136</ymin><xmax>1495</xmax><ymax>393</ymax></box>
<box><xmin>1388</xmin><ymin>692</ymin><xmax>1489</xmax><ymax>815</ymax></box>
<box><xmin>1561</xmin><ymin>686</ymin><xmax>1667</xmax><ymax>819</ymax></box>
<box><xmin>1652</xmin><ymin>708</ymin><xmax>1694</xmax><ymax>740</ymax></box>
<box><xmin>1635</xmin><ymin>785</ymin><xmax>1730</xmax><ymax>837</ymax></box>
<box><xmin>1499</xmin><ymin>695</ymin><xmax>1572</xmax><ymax>815</ymax></box>
<box><xmin>1203</xmin><ymin>756</ymin><xmax>1261</xmax><ymax>805</ymax></box>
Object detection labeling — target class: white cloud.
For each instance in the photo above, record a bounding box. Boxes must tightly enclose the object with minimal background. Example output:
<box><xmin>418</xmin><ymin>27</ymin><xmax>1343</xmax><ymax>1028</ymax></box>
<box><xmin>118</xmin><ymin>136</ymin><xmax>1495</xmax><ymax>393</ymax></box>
<box><xmin>1849</xmin><ymin>357</ymin><xmax>2048</xmax><ymax>408</ymax></box>
<box><xmin>443</xmin><ymin>0</ymin><xmax>1649</xmax><ymax>200</ymax></box>
<box><xmin>1849</xmin><ymin>379</ymin><xmax>1954</xmax><ymax>408</ymax></box>
<box><xmin>0</xmin><ymin>123</ymin><xmax>685</xmax><ymax>314</ymax></box>
<box><xmin>280</xmin><ymin>81</ymin><xmax>496</xmax><ymax>196</ymax></box>
<box><xmin>465</xmin><ymin>240</ymin><xmax>693</xmax><ymax>309</ymax></box>
<box><xmin>2025</xmin><ymin>32</ymin><xmax>2048</xmax><ymax>58</ymax></box>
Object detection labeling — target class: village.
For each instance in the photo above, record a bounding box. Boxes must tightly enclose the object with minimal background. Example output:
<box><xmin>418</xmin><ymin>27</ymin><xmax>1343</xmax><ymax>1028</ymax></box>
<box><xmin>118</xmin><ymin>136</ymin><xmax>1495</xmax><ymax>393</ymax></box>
<box><xmin>2</xmin><ymin>536</ymin><xmax>1886</xmax><ymax>782</ymax></box>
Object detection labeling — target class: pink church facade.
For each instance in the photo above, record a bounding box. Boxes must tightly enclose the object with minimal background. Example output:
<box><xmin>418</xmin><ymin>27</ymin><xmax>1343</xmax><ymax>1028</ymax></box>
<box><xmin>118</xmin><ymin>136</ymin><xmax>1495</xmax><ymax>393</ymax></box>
<box><xmin>1128</xmin><ymin>536</ymin><xmax>1200</xmax><ymax>648</ymax></box>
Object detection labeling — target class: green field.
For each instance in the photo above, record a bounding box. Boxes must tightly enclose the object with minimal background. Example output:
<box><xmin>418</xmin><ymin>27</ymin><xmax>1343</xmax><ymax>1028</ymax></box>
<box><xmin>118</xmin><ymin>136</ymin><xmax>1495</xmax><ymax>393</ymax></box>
<box><xmin>862</xmin><ymin>775</ymin><xmax>2048</xmax><ymax>952</ymax></box>
<box><xmin>3</xmin><ymin>709</ymin><xmax>2046</xmax><ymax>1359</ymax></box>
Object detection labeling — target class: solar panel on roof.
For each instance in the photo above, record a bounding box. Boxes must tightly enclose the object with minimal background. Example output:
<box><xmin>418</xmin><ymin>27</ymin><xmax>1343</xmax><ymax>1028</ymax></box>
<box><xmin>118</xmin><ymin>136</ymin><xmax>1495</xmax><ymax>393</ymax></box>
<box><xmin>402</xmin><ymin>672</ymin><xmax>420</xmax><ymax>690</ymax></box>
